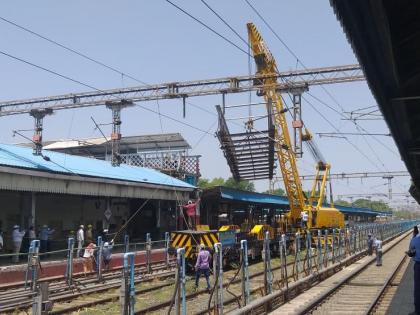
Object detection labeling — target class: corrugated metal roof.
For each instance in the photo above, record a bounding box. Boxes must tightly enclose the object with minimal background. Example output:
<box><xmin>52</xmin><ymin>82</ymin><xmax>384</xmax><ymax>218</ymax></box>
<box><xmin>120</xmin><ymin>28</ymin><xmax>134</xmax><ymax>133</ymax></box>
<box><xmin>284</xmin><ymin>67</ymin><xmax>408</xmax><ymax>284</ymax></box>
<box><xmin>219</xmin><ymin>187</ymin><xmax>289</xmax><ymax>206</ymax></box>
<box><xmin>217</xmin><ymin>187</ymin><xmax>387</xmax><ymax>215</ymax></box>
<box><xmin>0</xmin><ymin>143</ymin><xmax>195</xmax><ymax>189</ymax></box>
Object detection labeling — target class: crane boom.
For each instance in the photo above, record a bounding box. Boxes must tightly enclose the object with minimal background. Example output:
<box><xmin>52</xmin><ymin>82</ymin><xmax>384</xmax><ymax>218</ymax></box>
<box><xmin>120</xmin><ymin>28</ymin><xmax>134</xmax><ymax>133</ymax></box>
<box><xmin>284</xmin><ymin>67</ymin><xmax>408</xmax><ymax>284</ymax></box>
<box><xmin>247</xmin><ymin>22</ymin><xmax>344</xmax><ymax>229</ymax></box>
<box><xmin>247</xmin><ymin>23</ymin><xmax>306</xmax><ymax>221</ymax></box>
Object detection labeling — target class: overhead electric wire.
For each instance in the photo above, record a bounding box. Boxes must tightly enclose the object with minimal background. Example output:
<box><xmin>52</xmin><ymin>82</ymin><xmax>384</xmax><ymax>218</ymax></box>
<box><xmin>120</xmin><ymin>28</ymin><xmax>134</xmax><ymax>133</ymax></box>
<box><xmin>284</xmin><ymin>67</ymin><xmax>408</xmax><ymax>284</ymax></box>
<box><xmin>0</xmin><ymin>16</ymin><xmax>148</xmax><ymax>86</ymax></box>
<box><xmin>164</xmin><ymin>0</ymin><xmax>251</xmax><ymax>56</ymax></box>
<box><xmin>166</xmin><ymin>0</ymin><xmax>399</xmax><ymax>184</ymax></box>
<box><xmin>0</xmin><ymin>13</ymin><xmax>221</xmax><ymax>137</ymax></box>
<box><xmin>0</xmin><ymin>50</ymin><xmax>101</xmax><ymax>92</ymax></box>
<box><xmin>242</xmin><ymin>0</ymin><xmax>401</xmax><ymax>176</ymax></box>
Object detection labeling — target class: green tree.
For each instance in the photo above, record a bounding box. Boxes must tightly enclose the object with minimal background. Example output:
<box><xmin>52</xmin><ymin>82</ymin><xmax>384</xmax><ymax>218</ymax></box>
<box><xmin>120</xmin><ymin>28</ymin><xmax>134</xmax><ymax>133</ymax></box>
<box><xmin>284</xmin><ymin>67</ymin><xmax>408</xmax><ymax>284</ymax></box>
<box><xmin>334</xmin><ymin>199</ymin><xmax>352</xmax><ymax>207</ymax></box>
<box><xmin>197</xmin><ymin>177</ymin><xmax>225</xmax><ymax>189</ymax></box>
<box><xmin>263</xmin><ymin>188</ymin><xmax>285</xmax><ymax>196</ymax></box>
<box><xmin>352</xmin><ymin>198</ymin><xmax>393</xmax><ymax>212</ymax></box>
<box><xmin>224</xmin><ymin>177</ymin><xmax>255</xmax><ymax>192</ymax></box>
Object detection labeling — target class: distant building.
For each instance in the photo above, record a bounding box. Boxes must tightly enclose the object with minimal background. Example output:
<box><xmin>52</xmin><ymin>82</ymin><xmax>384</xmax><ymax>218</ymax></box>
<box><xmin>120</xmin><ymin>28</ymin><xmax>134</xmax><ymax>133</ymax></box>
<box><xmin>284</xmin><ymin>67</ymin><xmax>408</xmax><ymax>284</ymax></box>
<box><xmin>19</xmin><ymin>133</ymin><xmax>201</xmax><ymax>185</ymax></box>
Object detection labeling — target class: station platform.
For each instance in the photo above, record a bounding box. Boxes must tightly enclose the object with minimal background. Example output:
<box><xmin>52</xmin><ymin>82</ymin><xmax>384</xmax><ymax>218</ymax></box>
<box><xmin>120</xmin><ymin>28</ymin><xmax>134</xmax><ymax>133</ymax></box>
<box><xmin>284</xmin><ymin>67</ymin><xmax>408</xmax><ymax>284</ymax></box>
<box><xmin>386</xmin><ymin>260</ymin><xmax>415</xmax><ymax>315</ymax></box>
<box><xmin>0</xmin><ymin>248</ymin><xmax>165</xmax><ymax>286</ymax></box>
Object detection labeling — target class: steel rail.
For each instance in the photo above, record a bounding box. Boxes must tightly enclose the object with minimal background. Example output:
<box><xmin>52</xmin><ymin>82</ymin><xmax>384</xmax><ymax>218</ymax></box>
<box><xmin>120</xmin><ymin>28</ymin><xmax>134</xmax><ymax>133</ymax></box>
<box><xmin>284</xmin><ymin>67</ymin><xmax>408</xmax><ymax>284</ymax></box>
<box><xmin>363</xmin><ymin>255</ymin><xmax>408</xmax><ymax>315</ymax></box>
<box><xmin>226</xmin><ymin>229</ymin><xmax>410</xmax><ymax>315</ymax></box>
<box><xmin>292</xmin><ymin>231</ymin><xmax>411</xmax><ymax>315</ymax></box>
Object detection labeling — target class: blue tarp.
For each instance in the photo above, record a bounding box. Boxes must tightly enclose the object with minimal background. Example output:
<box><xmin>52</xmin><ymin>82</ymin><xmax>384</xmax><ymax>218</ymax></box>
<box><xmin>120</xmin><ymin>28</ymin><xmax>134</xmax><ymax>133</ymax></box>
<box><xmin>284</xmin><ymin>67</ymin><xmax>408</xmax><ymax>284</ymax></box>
<box><xmin>218</xmin><ymin>186</ymin><xmax>387</xmax><ymax>216</ymax></box>
<box><xmin>0</xmin><ymin>143</ymin><xmax>195</xmax><ymax>189</ymax></box>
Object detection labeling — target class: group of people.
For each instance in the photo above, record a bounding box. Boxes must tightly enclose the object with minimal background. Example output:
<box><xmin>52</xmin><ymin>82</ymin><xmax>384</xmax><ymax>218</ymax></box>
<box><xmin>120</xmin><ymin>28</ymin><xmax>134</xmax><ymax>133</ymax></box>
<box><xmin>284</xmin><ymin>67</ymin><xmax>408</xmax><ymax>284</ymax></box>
<box><xmin>2</xmin><ymin>224</ymin><xmax>55</xmax><ymax>262</ymax></box>
<box><xmin>367</xmin><ymin>233</ymin><xmax>383</xmax><ymax>266</ymax></box>
<box><xmin>75</xmin><ymin>224</ymin><xmax>114</xmax><ymax>275</ymax></box>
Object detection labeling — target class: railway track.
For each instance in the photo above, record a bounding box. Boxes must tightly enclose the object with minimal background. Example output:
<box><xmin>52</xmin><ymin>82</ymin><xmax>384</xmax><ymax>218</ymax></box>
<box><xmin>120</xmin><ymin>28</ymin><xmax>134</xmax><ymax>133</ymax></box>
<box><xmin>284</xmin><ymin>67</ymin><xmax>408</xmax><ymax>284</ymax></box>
<box><xmin>267</xmin><ymin>231</ymin><xmax>412</xmax><ymax>315</ymax></box>
<box><xmin>0</xmin><ymin>260</ymin><xmax>176</xmax><ymax>313</ymax></box>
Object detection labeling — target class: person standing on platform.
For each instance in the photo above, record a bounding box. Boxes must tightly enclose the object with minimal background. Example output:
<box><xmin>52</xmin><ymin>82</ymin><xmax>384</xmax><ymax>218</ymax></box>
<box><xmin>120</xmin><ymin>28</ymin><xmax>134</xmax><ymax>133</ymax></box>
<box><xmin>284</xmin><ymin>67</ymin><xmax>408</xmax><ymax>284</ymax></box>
<box><xmin>28</xmin><ymin>226</ymin><xmax>36</xmax><ymax>243</ymax></box>
<box><xmin>374</xmin><ymin>237</ymin><xmax>382</xmax><ymax>266</ymax></box>
<box><xmin>367</xmin><ymin>233</ymin><xmax>374</xmax><ymax>256</ymax></box>
<box><xmin>12</xmin><ymin>225</ymin><xmax>26</xmax><ymax>263</ymax></box>
<box><xmin>39</xmin><ymin>225</ymin><xmax>55</xmax><ymax>253</ymax></box>
<box><xmin>414</xmin><ymin>226</ymin><xmax>419</xmax><ymax>239</ymax></box>
<box><xmin>195</xmin><ymin>244</ymin><xmax>211</xmax><ymax>291</ymax></box>
<box><xmin>86</xmin><ymin>224</ymin><xmax>94</xmax><ymax>244</ymax></box>
<box><xmin>409</xmin><ymin>233</ymin><xmax>420</xmax><ymax>314</ymax></box>
<box><xmin>77</xmin><ymin>225</ymin><xmax>85</xmax><ymax>257</ymax></box>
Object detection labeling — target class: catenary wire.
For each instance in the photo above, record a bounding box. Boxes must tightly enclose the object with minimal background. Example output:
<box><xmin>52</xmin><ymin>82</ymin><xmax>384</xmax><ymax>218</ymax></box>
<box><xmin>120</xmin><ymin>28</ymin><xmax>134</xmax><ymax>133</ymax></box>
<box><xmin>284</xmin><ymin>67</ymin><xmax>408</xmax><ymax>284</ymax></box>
<box><xmin>165</xmin><ymin>0</ymin><xmax>251</xmax><ymax>56</ymax></box>
<box><xmin>0</xmin><ymin>16</ymin><xmax>149</xmax><ymax>86</ymax></box>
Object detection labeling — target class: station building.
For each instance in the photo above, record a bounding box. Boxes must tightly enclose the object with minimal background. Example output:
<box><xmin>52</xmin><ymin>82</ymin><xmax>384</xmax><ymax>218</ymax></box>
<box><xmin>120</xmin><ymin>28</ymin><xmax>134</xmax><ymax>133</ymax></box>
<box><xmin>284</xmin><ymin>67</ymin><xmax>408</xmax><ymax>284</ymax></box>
<box><xmin>0</xmin><ymin>143</ymin><xmax>195</xmax><ymax>251</ymax></box>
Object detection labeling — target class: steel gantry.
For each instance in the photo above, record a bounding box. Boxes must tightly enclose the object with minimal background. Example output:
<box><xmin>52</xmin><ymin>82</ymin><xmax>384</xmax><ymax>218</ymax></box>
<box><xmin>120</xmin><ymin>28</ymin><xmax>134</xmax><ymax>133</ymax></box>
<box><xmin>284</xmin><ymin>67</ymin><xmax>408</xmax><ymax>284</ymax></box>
<box><xmin>0</xmin><ymin>64</ymin><xmax>363</xmax><ymax>116</ymax></box>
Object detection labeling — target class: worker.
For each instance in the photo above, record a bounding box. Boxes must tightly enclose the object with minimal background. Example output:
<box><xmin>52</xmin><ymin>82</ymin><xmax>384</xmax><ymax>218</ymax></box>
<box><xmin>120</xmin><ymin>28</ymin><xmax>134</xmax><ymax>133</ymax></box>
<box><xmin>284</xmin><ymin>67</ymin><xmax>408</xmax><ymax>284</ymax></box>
<box><xmin>195</xmin><ymin>244</ymin><xmax>211</xmax><ymax>291</ymax></box>
<box><xmin>86</xmin><ymin>224</ymin><xmax>94</xmax><ymax>243</ymax></box>
<box><xmin>77</xmin><ymin>225</ymin><xmax>85</xmax><ymax>257</ymax></box>
<box><xmin>12</xmin><ymin>225</ymin><xmax>26</xmax><ymax>263</ymax></box>
<box><xmin>182</xmin><ymin>199</ymin><xmax>200</xmax><ymax>230</ymax></box>
<box><xmin>28</xmin><ymin>226</ymin><xmax>36</xmax><ymax>243</ymax></box>
<box><xmin>39</xmin><ymin>225</ymin><xmax>55</xmax><ymax>253</ymax></box>
<box><xmin>374</xmin><ymin>237</ymin><xmax>382</xmax><ymax>266</ymax></box>
<box><xmin>367</xmin><ymin>233</ymin><xmax>374</xmax><ymax>256</ymax></box>
<box><xmin>300</xmin><ymin>211</ymin><xmax>308</xmax><ymax>229</ymax></box>
<box><xmin>102</xmin><ymin>241</ymin><xmax>114</xmax><ymax>270</ymax></box>
<box><xmin>414</xmin><ymin>226</ymin><xmax>419</xmax><ymax>239</ymax></box>
<box><xmin>409</xmin><ymin>232</ymin><xmax>420</xmax><ymax>314</ymax></box>
<box><xmin>82</xmin><ymin>242</ymin><xmax>96</xmax><ymax>276</ymax></box>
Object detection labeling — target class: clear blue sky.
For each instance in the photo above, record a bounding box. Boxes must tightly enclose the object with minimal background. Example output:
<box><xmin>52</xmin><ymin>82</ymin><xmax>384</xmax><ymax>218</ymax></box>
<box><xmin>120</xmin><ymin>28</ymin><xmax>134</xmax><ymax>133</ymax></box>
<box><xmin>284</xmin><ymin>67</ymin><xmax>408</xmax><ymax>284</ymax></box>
<box><xmin>0</xmin><ymin>1</ymin><xmax>413</xmax><ymax>207</ymax></box>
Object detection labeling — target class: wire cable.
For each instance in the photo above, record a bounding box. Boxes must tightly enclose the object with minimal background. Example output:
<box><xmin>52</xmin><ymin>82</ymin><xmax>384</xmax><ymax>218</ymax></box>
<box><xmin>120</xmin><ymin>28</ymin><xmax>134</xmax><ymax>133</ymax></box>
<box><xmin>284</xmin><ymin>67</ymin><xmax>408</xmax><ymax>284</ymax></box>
<box><xmin>165</xmin><ymin>0</ymin><xmax>251</xmax><ymax>56</ymax></box>
<box><xmin>0</xmin><ymin>16</ymin><xmax>149</xmax><ymax>86</ymax></box>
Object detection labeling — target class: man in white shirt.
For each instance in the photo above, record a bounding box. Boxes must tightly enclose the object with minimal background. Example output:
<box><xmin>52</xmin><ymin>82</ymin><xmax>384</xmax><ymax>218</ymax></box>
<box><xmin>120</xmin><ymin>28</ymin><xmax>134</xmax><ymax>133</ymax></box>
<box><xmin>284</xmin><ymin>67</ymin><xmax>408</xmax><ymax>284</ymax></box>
<box><xmin>300</xmin><ymin>211</ymin><xmax>308</xmax><ymax>229</ymax></box>
<box><xmin>374</xmin><ymin>237</ymin><xmax>382</xmax><ymax>266</ymax></box>
<box><xmin>12</xmin><ymin>225</ymin><xmax>26</xmax><ymax>262</ymax></box>
<box><xmin>77</xmin><ymin>225</ymin><xmax>85</xmax><ymax>257</ymax></box>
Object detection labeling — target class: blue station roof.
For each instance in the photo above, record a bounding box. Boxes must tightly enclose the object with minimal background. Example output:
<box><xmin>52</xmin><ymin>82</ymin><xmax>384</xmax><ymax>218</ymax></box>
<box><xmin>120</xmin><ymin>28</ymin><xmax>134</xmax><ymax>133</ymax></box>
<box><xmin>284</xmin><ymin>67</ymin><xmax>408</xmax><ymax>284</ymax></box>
<box><xmin>0</xmin><ymin>143</ymin><xmax>195</xmax><ymax>189</ymax></box>
<box><xmin>219</xmin><ymin>187</ymin><xmax>289</xmax><ymax>206</ymax></box>
<box><xmin>211</xmin><ymin>186</ymin><xmax>388</xmax><ymax>216</ymax></box>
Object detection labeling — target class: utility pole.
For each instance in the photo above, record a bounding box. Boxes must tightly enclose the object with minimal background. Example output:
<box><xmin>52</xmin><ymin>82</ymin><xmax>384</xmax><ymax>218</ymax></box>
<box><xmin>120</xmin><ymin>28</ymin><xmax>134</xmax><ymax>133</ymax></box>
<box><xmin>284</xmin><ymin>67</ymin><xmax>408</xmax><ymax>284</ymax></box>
<box><xmin>382</xmin><ymin>175</ymin><xmax>394</xmax><ymax>200</ymax></box>
<box><xmin>105</xmin><ymin>100</ymin><xmax>133</xmax><ymax>166</ymax></box>
<box><xmin>30</xmin><ymin>108</ymin><xmax>53</xmax><ymax>155</ymax></box>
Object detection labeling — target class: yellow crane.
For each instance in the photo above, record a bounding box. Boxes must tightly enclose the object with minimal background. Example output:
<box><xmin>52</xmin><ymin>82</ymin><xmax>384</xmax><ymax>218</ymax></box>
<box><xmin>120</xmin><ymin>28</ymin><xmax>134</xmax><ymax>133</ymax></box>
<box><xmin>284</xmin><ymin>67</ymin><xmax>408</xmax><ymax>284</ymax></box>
<box><xmin>247</xmin><ymin>23</ymin><xmax>344</xmax><ymax>230</ymax></box>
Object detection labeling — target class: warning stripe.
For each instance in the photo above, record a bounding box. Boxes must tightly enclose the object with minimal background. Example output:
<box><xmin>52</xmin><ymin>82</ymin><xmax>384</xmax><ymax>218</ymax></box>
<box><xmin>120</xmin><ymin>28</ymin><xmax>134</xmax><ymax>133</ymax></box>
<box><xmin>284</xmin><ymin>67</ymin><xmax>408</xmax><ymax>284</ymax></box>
<box><xmin>178</xmin><ymin>234</ymin><xmax>188</xmax><ymax>247</ymax></box>
<box><xmin>172</xmin><ymin>234</ymin><xmax>182</xmax><ymax>245</ymax></box>
<box><xmin>202</xmin><ymin>234</ymin><xmax>212</xmax><ymax>247</ymax></box>
<box><xmin>209</xmin><ymin>233</ymin><xmax>218</xmax><ymax>244</ymax></box>
<box><xmin>185</xmin><ymin>246</ymin><xmax>192</xmax><ymax>258</ymax></box>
